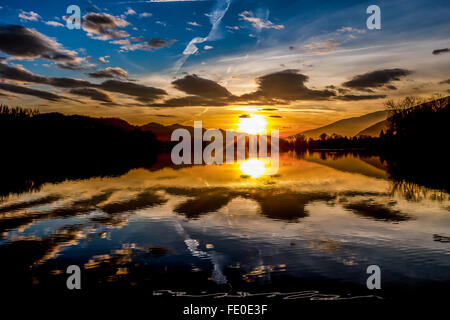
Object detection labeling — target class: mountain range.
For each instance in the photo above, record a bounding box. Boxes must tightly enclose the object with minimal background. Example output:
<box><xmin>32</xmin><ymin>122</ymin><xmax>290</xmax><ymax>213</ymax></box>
<box><xmin>294</xmin><ymin>110</ymin><xmax>388</xmax><ymax>139</ymax></box>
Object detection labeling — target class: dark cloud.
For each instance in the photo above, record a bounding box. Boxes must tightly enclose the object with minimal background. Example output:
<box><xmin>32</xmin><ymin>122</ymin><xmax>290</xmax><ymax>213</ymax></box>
<box><xmin>155</xmin><ymin>114</ymin><xmax>175</xmax><ymax>118</ymax></box>
<box><xmin>261</xmin><ymin>108</ymin><xmax>278</xmax><ymax>111</ymax></box>
<box><xmin>432</xmin><ymin>48</ymin><xmax>450</xmax><ymax>55</ymax></box>
<box><xmin>0</xmin><ymin>82</ymin><xmax>62</xmax><ymax>101</ymax></box>
<box><xmin>0</xmin><ymin>25</ymin><xmax>92</xmax><ymax>70</ymax></box>
<box><xmin>0</xmin><ymin>62</ymin><xmax>165</xmax><ymax>103</ymax></box>
<box><xmin>97</xmin><ymin>80</ymin><xmax>167</xmax><ymax>102</ymax></box>
<box><xmin>337</xmin><ymin>88</ymin><xmax>351</xmax><ymax>94</ymax></box>
<box><xmin>335</xmin><ymin>94</ymin><xmax>387</xmax><ymax>101</ymax></box>
<box><xmin>342</xmin><ymin>68</ymin><xmax>412</xmax><ymax>91</ymax></box>
<box><xmin>154</xmin><ymin>74</ymin><xmax>236</xmax><ymax>107</ymax></box>
<box><xmin>147</xmin><ymin>38</ymin><xmax>172</xmax><ymax>49</ymax></box>
<box><xmin>0</xmin><ymin>62</ymin><xmax>48</xmax><ymax>83</ymax></box>
<box><xmin>47</xmin><ymin>77</ymin><xmax>92</xmax><ymax>88</ymax></box>
<box><xmin>439</xmin><ymin>79</ymin><xmax>450</xmax><ymax>84</ymax></box>
<box><xmin>69</xmin><ymin>88</ymin><xmax>112</xmax><ymax>103</ymax></box>
<box><xmin>82</xmin><ymin>13</ymin><xmax>130</xmax><ymax>40</ymax></box>
<box><xmin>239</xmin><ymin>69</ymin><xmax>335</xmax><ymax>102</ymax></box>
<box><xmin>0</xmin><ymin>91</ymin><xmax>14</xmax><ymax>98</ymax></box>
<box><xmin>269</xmin><ymin>115</ymin><xmax>282</xmax><ymax>118</ymax></box>
<box><xmin>172</xmin><ymin>74</ymin><xmax>232</xmax><ymax>99</ymax></box>
<box><xmin>55</xmin><ymin>61</ymin><xmax>91</xmax><ymax>71</ymax></box>
<box><xmin>88</xmin><ymin>67</ymin><xmax>128</xmax><ymax>79</ymax></box>
<box><xmin>0</xmin><ymin>62</ymin><xmax>92</xmax><ymax>88</ymax></box>
<box><xmin>152</xmin><ymin>96</ymin><xmax>229</xmax><ymax>107</ymax></box>
<box><xmin>239</xmin><ymin>114</ymin><xmax>251</xmax><ymax>118</ymax></box>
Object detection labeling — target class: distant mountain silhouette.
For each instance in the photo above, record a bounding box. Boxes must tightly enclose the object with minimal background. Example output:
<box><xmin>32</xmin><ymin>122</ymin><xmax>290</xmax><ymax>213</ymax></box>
<box><xmin>295</xmin><ymin>110</ymin><xmax>388</xmax><ymax>139</ymax></box>
<box><xmin>356</xmin><ymin>119</ymin><xmax>388</xmax><ymax>137</ymax></box>
<box><xmin>140</xmin><ymin>122</ymin><xmax>199</xmax><ymax>141</ymax></box>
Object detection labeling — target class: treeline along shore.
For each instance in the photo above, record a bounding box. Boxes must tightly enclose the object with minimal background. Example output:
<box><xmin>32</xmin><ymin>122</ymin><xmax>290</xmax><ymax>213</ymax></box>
<box><xmin>0</xmin><ymin>105</ymin><xmax>161</xmax><ymax>196</ymax></box>
<box><xmin>1</xmin><ymin>95</ymin><xmax>448</xmax><ymax>196</ymax></box>
<box><xmin>286</xmin><ymin>96</ymin><xmax>449</xmax><ymax>192</ymax></box>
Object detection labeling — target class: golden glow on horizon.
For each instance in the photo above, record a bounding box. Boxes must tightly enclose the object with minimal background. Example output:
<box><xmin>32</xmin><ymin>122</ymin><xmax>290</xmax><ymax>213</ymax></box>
<box><xmin>237</xmin><ymin>114</ymin><xmax>268</xmax><ymax>134</ymax></box>
<box><xmin>239</xmin><ymin>158</ymin><xmax>266</xmax><ymax>178</ymax></box>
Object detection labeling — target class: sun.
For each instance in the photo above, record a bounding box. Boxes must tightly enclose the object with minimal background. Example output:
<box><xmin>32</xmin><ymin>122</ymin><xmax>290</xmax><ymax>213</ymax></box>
<box><xmin>240</xmin><ymin>159</ymin><xmax>266</xmax><ymax>178</ymax></box>
<box><xmin>237</xmin><ymin>114</ymin><xmax>268</xmax><ymax>134</ymax></box>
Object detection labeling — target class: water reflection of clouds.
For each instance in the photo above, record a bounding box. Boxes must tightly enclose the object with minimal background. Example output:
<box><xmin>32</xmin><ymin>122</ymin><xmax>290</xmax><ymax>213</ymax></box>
<box><xmin>0</xmin><ymin>153</ymin><xmax>449</xmax><ymax>291</ymax></box>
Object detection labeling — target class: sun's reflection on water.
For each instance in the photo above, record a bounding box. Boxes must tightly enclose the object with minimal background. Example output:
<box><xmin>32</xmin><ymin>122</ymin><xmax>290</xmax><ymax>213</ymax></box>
<box><xmin>239</xmin><ymin>158</ymin><xmax>267</xmax><ymax>178</ymax></box>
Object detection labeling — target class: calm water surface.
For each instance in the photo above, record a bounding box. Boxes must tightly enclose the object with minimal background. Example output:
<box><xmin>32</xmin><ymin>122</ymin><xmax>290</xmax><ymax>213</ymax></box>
<box><xmin>1</xmin><ymin>152</ymin><xmax>449</xmax><ymax>300</ymax></box>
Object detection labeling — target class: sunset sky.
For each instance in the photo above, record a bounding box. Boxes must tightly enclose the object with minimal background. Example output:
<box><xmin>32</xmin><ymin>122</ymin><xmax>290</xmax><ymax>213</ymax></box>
<box><xmin>0</xmin><ymin>0</ymin><xmax>449</xmax><ymax>136</ymax></box>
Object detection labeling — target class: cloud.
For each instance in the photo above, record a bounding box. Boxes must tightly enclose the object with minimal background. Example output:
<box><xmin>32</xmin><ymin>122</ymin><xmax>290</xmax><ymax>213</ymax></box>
<box><xmin>151</xmin><ymin>73</ymin><xmax>236</xmax><ymax>107</ymax></box>
<box><xmin>152</xmin><ymin>95</ymin><xmax>229</xmax><ymax>107</ymax></box>
<box><xmin>226</xmin><ymin>26</ymin><xmax>240</xmax><ymax>32</ymax></box>
<box><xmin>187</xmin><ymin>21</ymin><xmax>201</xmax><ymax>27</ymax></box>
<box><xmin>439</xmin><ymin>79</ymin><xmax>450</xmax><ymax>84</ymax></box>
<box><xmin>97</xmin><ymin>56</ymin><xmax>110</xmax><ymax>64</ymax></box>
<box><xmin>203</xmin><ymin>45</ymin><xmax>213</xmax><ymax>50</ymax></box>
<box><xmin>45</xmin><ymin>21</ymin><xmax>64</xmax><ymax>27</ymax></box>
<box><xmin>269</xmin><ymin>115</ymin><xmax>282</xmax><ymax>118</ymax></box>
<box><xmin>0</xmin><ymin>61</ymin><xmax>93</xmax><ymax>89</ymax></box>
<box><xmin>55</xmin><ymin>61</ymin><xmax>96</xmax><ymax>70</ymax></box>
<box><xmin>110</xmin><ymin>37</ymin><xmax>173</xmax><ymax>52</ymax></box>
<box><xmin>158</xmin><ymin>0</ymin><xmax>207</xmax><ymax>1</ymax></box>
<box><xmin>0</xmin><ymin>25</ymin><xmax>93</xmax><ymax>70</ymax></box>
<box><xmin>147</xmin><ymin>38</ymin><xmax>172</xmax><ymax>49</ymax></box>
<box><xmin>122</xmin><ymin>8</ymin><xmax>136</xmax><ymax>17</ymax></box>
<box><xmin>337</xmin><ymin>27</ymin><xmax>366</xmax><ymax>34</ymax></box>
<box><xmin>304</xmin><ymin>39</ymin><xmax>340</xmax><ymax>54</ymax></box>
<box><xmin>0</xmin><ymin>91</ymin><xmax>14</xmax><ymax>98</ymax></box>
<box><xmin>139</xmin><ymin>12</ymin><xmax>152</xmax><ymax>18</ymax></box>
<box><xmin>97</xmin><ymin>80</ymin><xmax>167</xmax><ymax>102</ymax></box>
<box><xmin>239</xmin><ymin>114</ymin><xmax>251</xmax><ymax>118</ymax></box>
<box><xmin>82</xmin><ymin>12</ymin><xmax>130</xmax><ymax>40</ymax></box>
<box><xmin>88</xmin><ymin>67</ymin><xmax>128</xmax><ymax>79</ymax></box>
<box><xmin>172</xmin><ymin>74</ymin><xmax>232</xmax><ymax>98</ymax></box>
<box><xmin>155</xmin><ymin>114</ymin><xmax>175</xmax><ymax>118</ymax></box>
<box><xmin>0</xmin><ymin>62</ymin><xmax>48</xmax><ymax>83</ymax></box>
<box><xmin>239</xmin><ymin>69</ymin><xmax>335</xmax><ymax>103</ymax></box>
<box><xmin>0</xmin><ymin>62</ymin><xmax>165</xmax><ymax>103</ymax></box>
<box><xmin>69</xmin><ymin>88</ymin><xmax>113</xmax><ymax>103</ymax></box>
<box><xmin>238</xmin><ymin>11</ymin><xmax>284</xmax><ymax>30</ymax></box>
<box><xmin>0</xmin><ymin>82</ymin><xmax>62</xmax><ymax>101</ymax></box>
<box><xmin>47</xmin><ymin>77</ymin><xmax>92</xmax><ymax>88</ymax></box>
<box><xmin>335</xmin><ymin>94</ymin><xmax>387</xmax><ymax>101</ymax></box>
<box><xmin>342</xmin><ymin>68</ymin><xmax>412</xmax><ymax>91</ymax></box>
<box><xmin>18</xmin><ymin>10</ymin><xmax>41</xmax><ymax>21</ymax></box>
<box><xmin>432</xmin><ymin>48</ymin><xmax>449</xmax><ymax>55</ymax></box>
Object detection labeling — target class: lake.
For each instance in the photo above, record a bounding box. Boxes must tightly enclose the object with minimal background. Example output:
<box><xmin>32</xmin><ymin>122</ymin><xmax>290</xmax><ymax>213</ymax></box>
<box><xmin>1</xmin><ymin>151</ymin><xmax>449</xmax><ymax>303</ymax></box>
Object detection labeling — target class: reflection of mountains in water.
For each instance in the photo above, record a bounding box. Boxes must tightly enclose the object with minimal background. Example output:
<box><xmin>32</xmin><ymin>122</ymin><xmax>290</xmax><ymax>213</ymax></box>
<box><xmin>301</xmin><ymin>151</ymin><xmax>388</xmax><ymax>180</ymax></box>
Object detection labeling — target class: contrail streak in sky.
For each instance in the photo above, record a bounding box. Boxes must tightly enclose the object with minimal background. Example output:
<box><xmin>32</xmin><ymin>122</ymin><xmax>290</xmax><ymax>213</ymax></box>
<box><xmin>175</xmin><ymin>0</ymin><xmax>231</xmax><ymax>72</ymax></box>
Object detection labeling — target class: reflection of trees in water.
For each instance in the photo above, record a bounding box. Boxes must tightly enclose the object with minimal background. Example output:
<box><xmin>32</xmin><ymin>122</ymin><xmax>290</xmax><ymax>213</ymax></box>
<box><xmin>390</xmin><ymin>180</ymin><xmax>450</xmax><ymax>203</ymax></box>
<box><xmin>342</xmin><ymin>199</ymin><xmax>411</xmax><ymax>222</ymax></box>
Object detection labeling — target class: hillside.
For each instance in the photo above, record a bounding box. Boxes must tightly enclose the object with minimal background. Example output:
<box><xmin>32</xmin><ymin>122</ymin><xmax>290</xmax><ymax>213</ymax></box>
<box><xmin>140</xmin><ymin>122</ymin><xmax>199</xmax><ymax>141</ymax></box>
<box><xmin>356</xmin><ymin>119</ymin><xmax>388</xmax><ymax>137</ymax></box>
<box><xmin>296</xmin><ymin>110</ymin><xmax>388</xmax><ymax>139</ymax></box>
